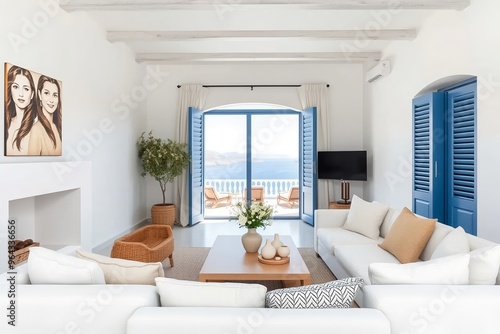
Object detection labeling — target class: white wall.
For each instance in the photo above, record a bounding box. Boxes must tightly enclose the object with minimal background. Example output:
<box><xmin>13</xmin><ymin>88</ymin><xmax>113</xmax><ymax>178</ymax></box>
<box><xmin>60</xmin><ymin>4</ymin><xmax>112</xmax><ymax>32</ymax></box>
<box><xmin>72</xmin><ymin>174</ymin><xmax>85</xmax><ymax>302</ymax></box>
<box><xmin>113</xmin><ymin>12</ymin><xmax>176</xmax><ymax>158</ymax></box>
<box><xmin>0</xmin><ymin>0</ymin><xmax>148</xmax><ymax>249</ymax></box>
<box><xmin>145</xmin><ymin>63</ymin><xmax>365</xmax><ymax>213</ymax></box>
<box><xmin>366</xmin><ymin>0</ymin><xmax>500</xmax><ymax>242</ymax></box>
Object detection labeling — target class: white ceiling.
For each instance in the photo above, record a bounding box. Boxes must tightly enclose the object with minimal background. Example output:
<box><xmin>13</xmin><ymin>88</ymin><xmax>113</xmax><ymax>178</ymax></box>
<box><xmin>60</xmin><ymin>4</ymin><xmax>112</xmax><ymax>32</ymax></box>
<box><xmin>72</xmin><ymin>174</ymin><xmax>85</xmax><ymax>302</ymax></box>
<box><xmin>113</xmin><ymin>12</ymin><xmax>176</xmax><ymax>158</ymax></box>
<box><xmin>59</xmin><ymin>0</ymin><xmax>470</xmax><ymax>65</ymax></box>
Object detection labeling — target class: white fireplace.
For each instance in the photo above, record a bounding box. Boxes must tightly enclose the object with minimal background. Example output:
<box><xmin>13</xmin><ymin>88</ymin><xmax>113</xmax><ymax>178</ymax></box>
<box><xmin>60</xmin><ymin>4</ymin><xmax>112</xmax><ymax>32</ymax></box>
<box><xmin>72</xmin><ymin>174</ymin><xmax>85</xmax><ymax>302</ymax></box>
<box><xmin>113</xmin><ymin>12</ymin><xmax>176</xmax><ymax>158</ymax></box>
<box><xmin>0</xmin><ymin>162</ymin><xmax>92</xmax><ymax>273</ymax></box>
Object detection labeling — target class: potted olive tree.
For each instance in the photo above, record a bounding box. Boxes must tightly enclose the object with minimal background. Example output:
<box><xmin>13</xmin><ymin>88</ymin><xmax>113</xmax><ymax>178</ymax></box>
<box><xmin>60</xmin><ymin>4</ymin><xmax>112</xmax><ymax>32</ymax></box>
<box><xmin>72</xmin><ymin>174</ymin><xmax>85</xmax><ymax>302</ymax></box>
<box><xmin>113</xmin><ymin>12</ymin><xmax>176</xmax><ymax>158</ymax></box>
<box><xmin>137</xmin><ymin>131</ymin><xmax>190</xmax><ymax>226</ymax></box>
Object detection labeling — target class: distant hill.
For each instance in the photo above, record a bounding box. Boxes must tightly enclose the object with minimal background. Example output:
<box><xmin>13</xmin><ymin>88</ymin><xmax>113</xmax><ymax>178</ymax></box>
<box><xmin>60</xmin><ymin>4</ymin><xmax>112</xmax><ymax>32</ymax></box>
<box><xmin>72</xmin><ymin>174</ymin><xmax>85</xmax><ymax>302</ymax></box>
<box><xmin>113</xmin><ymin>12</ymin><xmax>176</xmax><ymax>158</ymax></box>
<box><xmin>205</xmin><ymin>150</ymin><xmax>297</xmax><ymax>166</ymax></box>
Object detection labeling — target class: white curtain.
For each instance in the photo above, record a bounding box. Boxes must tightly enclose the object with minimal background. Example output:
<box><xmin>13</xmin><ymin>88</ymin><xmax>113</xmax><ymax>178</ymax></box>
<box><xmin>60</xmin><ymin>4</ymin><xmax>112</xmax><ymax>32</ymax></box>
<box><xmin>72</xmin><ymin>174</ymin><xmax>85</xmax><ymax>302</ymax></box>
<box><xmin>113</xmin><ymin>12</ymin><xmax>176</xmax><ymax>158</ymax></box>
<box><xmin>297</xmin><ymin>84</ymin><xmax>331</xmax><ymax>209</ymax></box>
<box><xmin>174</xmin><ymin>85</ymin><xmax>208</xmax><ymax>227</ymax></box>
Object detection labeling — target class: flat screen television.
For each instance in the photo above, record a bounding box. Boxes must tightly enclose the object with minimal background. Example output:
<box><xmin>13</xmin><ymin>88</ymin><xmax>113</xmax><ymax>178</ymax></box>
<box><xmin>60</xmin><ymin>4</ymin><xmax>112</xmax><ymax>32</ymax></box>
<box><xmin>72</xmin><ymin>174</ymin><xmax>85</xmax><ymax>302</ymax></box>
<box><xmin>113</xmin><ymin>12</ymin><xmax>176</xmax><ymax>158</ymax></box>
<box><xmin>317</xmin><ymin>151</ymin><xmax>367</xmax><ymax>181</ymax></box>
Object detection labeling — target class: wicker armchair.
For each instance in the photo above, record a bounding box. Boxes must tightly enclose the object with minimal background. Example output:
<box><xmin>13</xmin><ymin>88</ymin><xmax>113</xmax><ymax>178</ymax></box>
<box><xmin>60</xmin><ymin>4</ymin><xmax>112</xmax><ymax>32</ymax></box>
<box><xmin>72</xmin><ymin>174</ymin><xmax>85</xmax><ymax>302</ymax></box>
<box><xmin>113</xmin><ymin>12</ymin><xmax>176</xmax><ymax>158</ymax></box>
<box><xmin>111</xmin><ymin>224</ymin><xmax>174</xmax><ymax>267</ymax></box>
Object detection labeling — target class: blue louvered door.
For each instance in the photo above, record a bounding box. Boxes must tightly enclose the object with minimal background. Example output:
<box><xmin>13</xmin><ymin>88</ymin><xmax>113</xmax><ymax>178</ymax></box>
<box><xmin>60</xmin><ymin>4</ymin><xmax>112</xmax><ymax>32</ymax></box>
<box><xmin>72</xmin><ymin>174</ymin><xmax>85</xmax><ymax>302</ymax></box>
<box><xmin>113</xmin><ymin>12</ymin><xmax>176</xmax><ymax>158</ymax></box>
<box><xmin>188</xmin><ymin>107</ymin><xmax>204</xmax><ymax>226</ymax></box>
<box><xmin>412</xmin><ymin>93</ymin><xmax>445</xmax><ymax>223</ymax></box>
<box><xmin>300</xmin><ymin>107</ymin><xmax>317</xmax><ymax>226</ymax></box>
<box><xmin>445</xmin><ymin>82</ymin><xmax>477</xmax><ymax>234</ymax></box>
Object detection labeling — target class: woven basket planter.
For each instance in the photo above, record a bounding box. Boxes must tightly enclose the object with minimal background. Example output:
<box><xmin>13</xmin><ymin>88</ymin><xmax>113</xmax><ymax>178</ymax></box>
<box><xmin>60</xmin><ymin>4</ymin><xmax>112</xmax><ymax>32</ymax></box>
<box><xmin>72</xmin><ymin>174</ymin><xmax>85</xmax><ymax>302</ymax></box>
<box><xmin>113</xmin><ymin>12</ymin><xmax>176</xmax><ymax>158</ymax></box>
<box><xmin>151</xmin><ymin>203</ymin><xmax>176</xmax><ymax>226</ymax></box>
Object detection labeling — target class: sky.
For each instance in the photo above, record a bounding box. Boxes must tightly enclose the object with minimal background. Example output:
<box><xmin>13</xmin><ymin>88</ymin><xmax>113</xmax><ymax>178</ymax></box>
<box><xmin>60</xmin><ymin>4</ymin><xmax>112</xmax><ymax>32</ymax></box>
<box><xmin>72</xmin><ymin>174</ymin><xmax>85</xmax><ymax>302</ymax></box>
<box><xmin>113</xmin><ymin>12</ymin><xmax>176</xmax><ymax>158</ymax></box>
<box><xmin>205</xmin><ymin>113</ymin><xmax>299</xmax><ymax>159</ymax></box>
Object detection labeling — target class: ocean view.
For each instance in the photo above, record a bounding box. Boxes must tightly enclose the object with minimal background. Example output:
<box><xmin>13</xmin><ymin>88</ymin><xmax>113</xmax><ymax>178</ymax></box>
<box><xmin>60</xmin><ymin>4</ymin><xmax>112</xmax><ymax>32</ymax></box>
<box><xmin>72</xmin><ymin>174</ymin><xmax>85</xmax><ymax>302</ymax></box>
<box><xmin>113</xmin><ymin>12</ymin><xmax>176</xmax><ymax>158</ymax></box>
<box><xmin>205</xmin><ymin>158</ymin><xmax>299</xmax><ymax>180</ymax></box>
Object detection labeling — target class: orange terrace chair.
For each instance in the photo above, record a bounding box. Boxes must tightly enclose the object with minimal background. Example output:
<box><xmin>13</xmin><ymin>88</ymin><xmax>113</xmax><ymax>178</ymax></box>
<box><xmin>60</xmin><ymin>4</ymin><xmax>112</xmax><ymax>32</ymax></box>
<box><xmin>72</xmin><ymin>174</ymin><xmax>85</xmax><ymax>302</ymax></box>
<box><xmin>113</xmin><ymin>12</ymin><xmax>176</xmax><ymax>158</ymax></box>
<box><xmin>277</xmin><ymin>185</ymin><xmax>300</xmax><ymax>208</ymax></box>
<box><xmin>242</xmin><ymin>186</ymin><xmax>265</xmax><ymax>203</ymax></box>
<box><xmin>204</xmin><ymin>186</ymin><xmax>232</xmax><ymax>208</ymax></box>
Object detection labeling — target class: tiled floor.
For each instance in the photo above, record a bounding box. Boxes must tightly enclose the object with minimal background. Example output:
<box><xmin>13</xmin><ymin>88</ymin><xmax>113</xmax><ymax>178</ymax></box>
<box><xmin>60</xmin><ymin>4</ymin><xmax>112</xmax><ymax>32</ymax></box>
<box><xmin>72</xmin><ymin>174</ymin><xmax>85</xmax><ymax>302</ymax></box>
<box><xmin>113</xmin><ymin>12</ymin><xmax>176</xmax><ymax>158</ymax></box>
<box><xmin>98</xmin><ymin>218</ymin><xmax>313</xmax><ymax>256</ymax></box>
<box><xmin>172</xmin><ymin>219</ymin><xmax>313</xmax><ymax>248</ymax></box>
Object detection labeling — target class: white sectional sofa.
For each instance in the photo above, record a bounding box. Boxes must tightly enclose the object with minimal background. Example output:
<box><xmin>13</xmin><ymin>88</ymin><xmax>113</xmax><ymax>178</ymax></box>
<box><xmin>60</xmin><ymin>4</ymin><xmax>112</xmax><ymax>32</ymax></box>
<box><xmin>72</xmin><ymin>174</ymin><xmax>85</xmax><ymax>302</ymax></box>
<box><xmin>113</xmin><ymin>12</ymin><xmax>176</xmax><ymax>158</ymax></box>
<box><xmin>314</xmin><ymin>197</ymin><xmax>500</xmax><ymax>334</ymax></box>
<box><xmin>0</xmin><ymin>246</ymin><xmax>391</xmax><ymax>334</ymax></box>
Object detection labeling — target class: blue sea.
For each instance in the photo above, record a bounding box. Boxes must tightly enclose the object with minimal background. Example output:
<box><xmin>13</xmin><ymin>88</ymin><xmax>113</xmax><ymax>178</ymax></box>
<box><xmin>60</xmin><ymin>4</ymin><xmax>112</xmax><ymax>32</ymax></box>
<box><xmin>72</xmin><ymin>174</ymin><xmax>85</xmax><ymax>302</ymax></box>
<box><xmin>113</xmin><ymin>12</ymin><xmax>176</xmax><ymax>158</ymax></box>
<box><xmin>205</xmin><ymin>158</ymin><xmax>299</xmax><ymax>180</ymax></box>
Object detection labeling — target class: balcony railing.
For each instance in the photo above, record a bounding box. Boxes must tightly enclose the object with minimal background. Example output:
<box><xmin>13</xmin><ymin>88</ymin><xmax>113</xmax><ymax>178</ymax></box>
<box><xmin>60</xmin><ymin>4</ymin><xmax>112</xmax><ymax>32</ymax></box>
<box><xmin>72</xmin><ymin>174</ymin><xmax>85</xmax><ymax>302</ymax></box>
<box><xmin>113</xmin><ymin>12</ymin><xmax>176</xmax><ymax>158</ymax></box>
<box><xmin>205</xmin><ymin>179</ymin><xmax>299</xmax><ymax>198</ymax></box>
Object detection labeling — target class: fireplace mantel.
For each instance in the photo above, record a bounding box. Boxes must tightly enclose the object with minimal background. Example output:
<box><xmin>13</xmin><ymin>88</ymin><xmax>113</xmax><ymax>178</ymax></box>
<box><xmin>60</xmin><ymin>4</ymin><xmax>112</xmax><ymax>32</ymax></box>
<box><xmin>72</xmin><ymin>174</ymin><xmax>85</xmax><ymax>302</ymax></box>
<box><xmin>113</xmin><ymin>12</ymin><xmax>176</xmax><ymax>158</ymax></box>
<box><xmin>0</xmin><ymin>162</ymin><xmax>92</xmax><ymax>273</ymax></box>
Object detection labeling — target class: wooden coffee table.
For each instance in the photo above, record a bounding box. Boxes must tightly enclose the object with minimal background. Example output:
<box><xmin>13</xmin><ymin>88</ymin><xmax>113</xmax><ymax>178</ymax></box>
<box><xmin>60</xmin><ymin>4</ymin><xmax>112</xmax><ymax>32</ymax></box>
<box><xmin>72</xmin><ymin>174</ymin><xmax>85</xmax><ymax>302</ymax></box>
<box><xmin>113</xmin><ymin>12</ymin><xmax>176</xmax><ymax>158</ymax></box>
<box><xmin>199</xmin><ymin>235</ymin><xmax>311</xmax><ymax>286</ymax></box>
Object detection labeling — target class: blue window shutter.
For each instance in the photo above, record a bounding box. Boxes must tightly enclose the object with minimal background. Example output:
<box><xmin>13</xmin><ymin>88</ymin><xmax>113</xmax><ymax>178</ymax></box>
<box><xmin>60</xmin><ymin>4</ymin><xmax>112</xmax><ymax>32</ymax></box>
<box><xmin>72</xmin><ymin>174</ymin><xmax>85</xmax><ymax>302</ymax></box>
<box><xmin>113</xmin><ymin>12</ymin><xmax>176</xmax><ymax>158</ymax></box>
<box><xmin>300</xmin><ymin>107</ymin><xmax>317</xmax><ymax>226</ymax></box>
<box><xmin>189</xmin><ymin>107</ymin><xmax>204</xmax><ymax>226</ymax></box>
<box><xmin>412</xmin><ymin>92</ymin><xmax>445</xmax><ymax>222</ymax></box>
<box><xmin>446</xmin><ymin>82</ymin><xmax>477</xmax><ymax>234</ymax></box>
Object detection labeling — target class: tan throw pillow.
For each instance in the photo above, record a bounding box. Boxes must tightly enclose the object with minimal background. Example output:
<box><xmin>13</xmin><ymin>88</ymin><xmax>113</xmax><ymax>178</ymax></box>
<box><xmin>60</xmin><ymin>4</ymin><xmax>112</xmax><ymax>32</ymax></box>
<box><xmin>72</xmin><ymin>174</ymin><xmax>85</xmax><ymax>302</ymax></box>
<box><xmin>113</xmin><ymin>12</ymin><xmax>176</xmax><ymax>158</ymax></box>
<box><xmin>76</xmin><ymin>249</ymin><xmax>164</xmax><ymax>285</ymax></box>
<box><xmin>378</xmin><ymin>207</ymin><xmax>437</xmax><ymax>263</ymax></box>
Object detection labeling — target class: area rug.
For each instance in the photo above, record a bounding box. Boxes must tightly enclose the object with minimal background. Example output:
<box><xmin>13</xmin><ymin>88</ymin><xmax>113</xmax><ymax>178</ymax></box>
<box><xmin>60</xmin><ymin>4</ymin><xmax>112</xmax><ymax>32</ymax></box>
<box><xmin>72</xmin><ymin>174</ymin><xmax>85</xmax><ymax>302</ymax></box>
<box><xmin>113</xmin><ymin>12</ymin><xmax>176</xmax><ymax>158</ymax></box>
<box><xmin>162</xmin><ymin>247</ymin><xmax>336</xmax><ymax>291</ymax></box>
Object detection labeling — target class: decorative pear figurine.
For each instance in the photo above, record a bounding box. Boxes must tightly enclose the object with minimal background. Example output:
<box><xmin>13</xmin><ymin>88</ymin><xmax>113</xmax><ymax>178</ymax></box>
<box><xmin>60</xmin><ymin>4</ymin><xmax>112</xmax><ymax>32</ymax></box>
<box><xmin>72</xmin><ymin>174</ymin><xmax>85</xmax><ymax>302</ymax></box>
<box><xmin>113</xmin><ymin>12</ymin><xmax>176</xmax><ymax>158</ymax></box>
<box><xmin>261</xmin><ymin>239</ymin><xmax>276</xmax><ymax>260</ymax></box>
<box><xmin>271</xmin><ymin>233</ymin><xmax>283</xmax><ymax>250</ymax></box>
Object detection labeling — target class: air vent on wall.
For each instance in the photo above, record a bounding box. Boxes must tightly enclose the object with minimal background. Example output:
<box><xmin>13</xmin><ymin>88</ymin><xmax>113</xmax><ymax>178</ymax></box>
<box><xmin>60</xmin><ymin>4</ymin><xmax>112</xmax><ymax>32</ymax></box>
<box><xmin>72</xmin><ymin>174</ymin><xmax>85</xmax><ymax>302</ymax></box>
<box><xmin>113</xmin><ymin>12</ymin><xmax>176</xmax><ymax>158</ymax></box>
<box><xmin>366</xmin><ymin>60</ymin><xmax>391</xmax><ymax>83</ymax></box>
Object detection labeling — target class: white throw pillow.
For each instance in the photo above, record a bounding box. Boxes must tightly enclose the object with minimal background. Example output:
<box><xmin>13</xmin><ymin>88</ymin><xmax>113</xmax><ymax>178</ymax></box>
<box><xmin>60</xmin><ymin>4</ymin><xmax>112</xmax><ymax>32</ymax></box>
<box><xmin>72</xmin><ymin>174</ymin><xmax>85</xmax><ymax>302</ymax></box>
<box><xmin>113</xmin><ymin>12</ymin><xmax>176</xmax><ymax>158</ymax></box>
<box><xmin>369</xmin><ymin>253</ymin><xmax>470</xmax><ymax>285</ymax></box>
<box><xmin>431</xmin><ymin>226</ymin><xmax>470</xmax><ymax>259</ymax></box>
<box><xmin>28</xmin><ymin>247</ymin><xmax>105</xmax><ymax>284</ymax></box>
<box><xmin>155</xmin><ymin>277</ymin><xmax>267</xmax><ymax>307</ymax></box>
<box><xmin>342</xmin><ymin>195</ymin><xmax>389</xmax><ymax>240</ymax></box>
<box><xmin>469</xmin><ymin>245</ymin><xmax>500</xmax><ymax>285</ymax></box>
<box><xmin>76</xmin><ymin>249</ymin><xmax>164</xmax><ymax>285</ymax></box>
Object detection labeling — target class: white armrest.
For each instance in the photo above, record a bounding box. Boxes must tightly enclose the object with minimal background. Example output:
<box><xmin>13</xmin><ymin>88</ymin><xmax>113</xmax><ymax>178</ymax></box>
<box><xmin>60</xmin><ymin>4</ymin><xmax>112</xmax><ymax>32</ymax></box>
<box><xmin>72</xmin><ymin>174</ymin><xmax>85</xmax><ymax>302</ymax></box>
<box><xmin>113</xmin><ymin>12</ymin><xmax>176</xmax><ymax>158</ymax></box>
<box><xmin>364</xmin><ymin>285</ymin><xmax>500</xmax><ymax>334</ymax></box>
<box><xmin>314</xmin><ymin>209</ymin><xmax>350</xmax><ymax>252</ymax></box>
<box><xmin>314</xmin><ymin>209</ymin><xmax>349</xmax><ymax>229</ymax></box>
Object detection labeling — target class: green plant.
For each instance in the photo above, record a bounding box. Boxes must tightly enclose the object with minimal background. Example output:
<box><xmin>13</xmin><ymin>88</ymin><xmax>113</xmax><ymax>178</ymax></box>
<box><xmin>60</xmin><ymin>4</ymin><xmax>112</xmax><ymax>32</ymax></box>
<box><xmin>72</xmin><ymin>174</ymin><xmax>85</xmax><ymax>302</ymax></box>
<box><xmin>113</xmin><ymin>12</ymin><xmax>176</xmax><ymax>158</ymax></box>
<box><xmin>137</xmin><ymin>131</ymin><xmax>190</xmax><ymax>204</ymax></box>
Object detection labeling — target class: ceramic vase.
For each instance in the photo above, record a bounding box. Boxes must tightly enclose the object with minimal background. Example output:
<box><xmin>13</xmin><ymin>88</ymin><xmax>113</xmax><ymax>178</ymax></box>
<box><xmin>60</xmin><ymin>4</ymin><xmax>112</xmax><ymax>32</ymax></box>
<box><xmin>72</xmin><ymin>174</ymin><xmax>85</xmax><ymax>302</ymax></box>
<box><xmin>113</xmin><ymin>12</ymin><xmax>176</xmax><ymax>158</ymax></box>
<box><xmin>241</xmin><ymin>228</ymin><xmax>262</xmax><ymax>253</ymax></box>
<box><xmin>271</xmin><ymin>233</ymin><xmax>283</xmax><ymax>250</ymax></box>
<box><xmin>277</xmin><ymin>245</ymin><xmax>290</xmax><ymax>258</ymax></box>
<box><xmin>261</xmin><ymin>239</ymin><xmax>276</xmax><ymax>259</ymax></box>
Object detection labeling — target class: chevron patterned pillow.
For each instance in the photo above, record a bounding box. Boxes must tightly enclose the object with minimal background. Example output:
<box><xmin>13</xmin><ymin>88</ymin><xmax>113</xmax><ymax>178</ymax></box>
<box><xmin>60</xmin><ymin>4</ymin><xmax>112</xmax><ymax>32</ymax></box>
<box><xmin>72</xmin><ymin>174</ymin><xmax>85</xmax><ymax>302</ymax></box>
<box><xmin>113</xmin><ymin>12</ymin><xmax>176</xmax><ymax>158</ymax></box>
<box><xmin>265</xmin><ymin>277</ymin><xmax>363</xmax><ymax>309</ymax></box>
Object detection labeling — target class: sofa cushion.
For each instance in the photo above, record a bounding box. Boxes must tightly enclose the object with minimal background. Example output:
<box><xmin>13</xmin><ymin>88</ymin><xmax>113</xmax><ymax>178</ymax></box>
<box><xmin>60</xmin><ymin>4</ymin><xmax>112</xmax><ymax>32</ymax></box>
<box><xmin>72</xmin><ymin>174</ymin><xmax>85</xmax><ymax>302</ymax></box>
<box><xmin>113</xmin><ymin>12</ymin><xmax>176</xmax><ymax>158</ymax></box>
<box><xmin>379</xmin><ymin>207</ymin><xmax>399</xmax><ymax>239</ymax></box>
<box><xmin>469</xmin><ymin>245</ymin><xmax>500</xmax><ymax>285</ymax></box>
<box><xmin>335</xmin><ymin>244</ymin><xmax>401</xmax><ymax>284</ymax></box>
<box><xmin>342</xmin><ymin>195</ymin><xmax>389</xmax><ymax>240</ymax></box>
<box><xmin>265</xmin><ymin>277</ymin><xmax>363</xmax><ymax>309</ymax></box>
<box><xmin>28</xmin><ymin>247</ymin><xmax>105</xmax><ymax>284</ymax></box>
<box><xmin>420</xmin><ymin>222</ymin><xmax>454</xmax><ymax>261</ymax></box>
<box><xmin>378</xmin><ymin>207</ymin><xmax>436</xmax><ymax>263</ymax></box>
<box><xmin>430</xmin><ymin>226</ymin><xmax>470</xmax><ymax>259</ymax></box>
<box><xmin>316</xmin><ymin>227</ymin><xmax>381</xmax><ymax>255</ymax></box>
<box><xmin>76</xmin><ymin>249</ymin><xmax>164</xmax><ymax>285</ymax></box>
<box><xmin>155</xmin><ymin>278</ymin><xmax>267</xmax><ymax>307</ymax></box>
<box><xmin>368</xmin><ymin>253</ymin><xmax>470</xmax><ymax>285</ymax></box>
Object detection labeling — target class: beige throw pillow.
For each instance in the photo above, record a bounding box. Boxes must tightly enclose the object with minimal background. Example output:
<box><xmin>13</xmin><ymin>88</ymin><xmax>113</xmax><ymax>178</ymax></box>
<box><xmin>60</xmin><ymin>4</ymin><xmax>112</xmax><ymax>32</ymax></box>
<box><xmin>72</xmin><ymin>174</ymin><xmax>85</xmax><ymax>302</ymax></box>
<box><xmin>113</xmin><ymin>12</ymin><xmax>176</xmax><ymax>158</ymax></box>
<box><xmin>76</xmin><ymin>249</ymin><xmax>164</xmax><ymax>285</ymax></box>
<box><xmin>342</xmin><ymin>195</ymin><xmax>389</xmax><ymax>240</ymax></box>
<box><xmin>155</xmin><ymin>277</ymin><xmax>267</xmax><ymax>307</ymax></box>
<box><xmin>378</xmin><ymin>207</ymin><xmax>437</xmax><ymax>263</ymax></box>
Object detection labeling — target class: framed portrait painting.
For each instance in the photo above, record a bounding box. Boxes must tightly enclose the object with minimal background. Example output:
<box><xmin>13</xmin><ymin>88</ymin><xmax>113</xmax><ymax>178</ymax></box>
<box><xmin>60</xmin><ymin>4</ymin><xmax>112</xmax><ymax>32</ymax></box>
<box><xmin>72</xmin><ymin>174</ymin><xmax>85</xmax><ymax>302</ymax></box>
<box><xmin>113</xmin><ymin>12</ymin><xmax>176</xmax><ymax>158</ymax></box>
<box><xmin>4</xmin><ymin>62</ymin><xmax>62</xmax><ymax>156</ymax></box>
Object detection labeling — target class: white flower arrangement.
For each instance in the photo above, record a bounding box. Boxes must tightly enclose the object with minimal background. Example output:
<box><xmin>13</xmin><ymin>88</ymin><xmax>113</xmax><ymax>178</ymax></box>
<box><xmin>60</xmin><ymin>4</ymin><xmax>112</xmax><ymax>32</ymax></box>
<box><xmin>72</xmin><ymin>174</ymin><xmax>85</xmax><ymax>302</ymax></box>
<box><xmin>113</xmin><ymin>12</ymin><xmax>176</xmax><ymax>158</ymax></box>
<box><xmin>230</xmin><ymin>201</ymin><xmax>275</xmax><ymax>229</ymax></box>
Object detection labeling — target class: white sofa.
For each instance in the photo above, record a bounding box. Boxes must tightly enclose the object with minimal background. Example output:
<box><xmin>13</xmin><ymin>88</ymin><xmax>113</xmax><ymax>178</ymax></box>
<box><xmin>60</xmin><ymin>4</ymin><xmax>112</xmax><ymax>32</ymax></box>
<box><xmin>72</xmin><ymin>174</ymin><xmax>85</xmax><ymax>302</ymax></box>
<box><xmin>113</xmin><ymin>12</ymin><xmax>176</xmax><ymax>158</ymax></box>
<box><xmin>314</xmin><ymin>204</ymin><xmax>500</xmax><ymax>334</ymax></box>
<box><xmin>0</xmin><ymin>246</ymin><xmax>391</xmax><ymax>334</ymax></box>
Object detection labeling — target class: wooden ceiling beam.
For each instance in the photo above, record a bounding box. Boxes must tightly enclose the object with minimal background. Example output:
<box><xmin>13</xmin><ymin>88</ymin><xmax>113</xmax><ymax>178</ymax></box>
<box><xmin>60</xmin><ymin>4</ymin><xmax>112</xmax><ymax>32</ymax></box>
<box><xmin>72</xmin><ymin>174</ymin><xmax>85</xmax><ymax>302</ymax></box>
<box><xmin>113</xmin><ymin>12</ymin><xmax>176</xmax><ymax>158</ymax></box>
<box><xmin>108</xmin><ymin>29</ymin><xmax>417</xmax><ymax>42</ymax></box>
<box><xmin>135</xmin><ymin>52</ymin><xmax>382</xmax><ymax>63</ymax></box>
<box><xmin>60</xmin><ymin>0</ymin><xmax>470</xmax><ymax>11</ymax></box>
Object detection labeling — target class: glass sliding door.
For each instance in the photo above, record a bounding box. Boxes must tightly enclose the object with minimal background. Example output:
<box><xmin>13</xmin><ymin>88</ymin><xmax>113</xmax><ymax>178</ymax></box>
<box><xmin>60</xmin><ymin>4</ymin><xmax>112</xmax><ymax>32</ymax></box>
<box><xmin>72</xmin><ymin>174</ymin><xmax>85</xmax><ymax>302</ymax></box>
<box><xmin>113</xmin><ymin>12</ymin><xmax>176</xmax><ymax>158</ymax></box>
<box><xmin>204</xmin><ymin>114</ymin><xmax>247</xmax><ymax>218</ymax></box>
<box><xmin>202</xmin><ymin>109</ymin><xmax>302</xmax><ymax>220</ymax></box>
<box><xmin>251</xmin><ymin>114</ymin><xmax>299</xmax><ymax>218</ymax></box>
